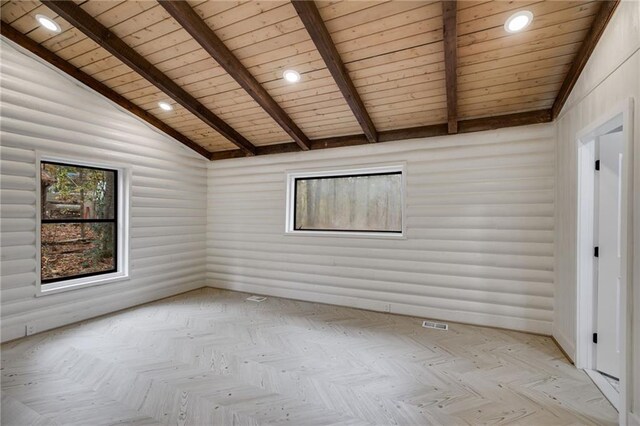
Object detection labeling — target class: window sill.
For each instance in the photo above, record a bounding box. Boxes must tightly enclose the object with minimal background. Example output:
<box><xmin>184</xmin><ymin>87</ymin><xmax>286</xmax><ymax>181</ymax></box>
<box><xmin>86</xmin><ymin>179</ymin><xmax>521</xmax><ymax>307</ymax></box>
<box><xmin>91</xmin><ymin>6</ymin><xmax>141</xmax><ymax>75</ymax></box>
<box><xmin>37</xmin><ymin>272</ymin><xmax>129</xmax><ymax>297</ymax></box>
<box><xmin>284</xmin><ymin>230</ymin><xmax>407</xmax><ymax>240</ymax></box>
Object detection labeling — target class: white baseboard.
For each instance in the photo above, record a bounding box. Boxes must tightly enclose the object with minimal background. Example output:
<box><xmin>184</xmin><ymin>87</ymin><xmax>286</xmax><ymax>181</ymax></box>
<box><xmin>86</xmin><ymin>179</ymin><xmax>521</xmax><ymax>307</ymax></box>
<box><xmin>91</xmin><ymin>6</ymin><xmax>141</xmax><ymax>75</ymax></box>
<box><xmin>207</xmin><ymin>279</ymin><xmax>552</xmax><ymax>335</ymax></box>
<box><xmin>1</xmin><ymin>280</ymin><xmax>205</xmax><ymax>343</ymax></box>
<box><xmin>552</xmin><ymin>326</ymin><xmax>576</xmax><ymax>362</ymax></box>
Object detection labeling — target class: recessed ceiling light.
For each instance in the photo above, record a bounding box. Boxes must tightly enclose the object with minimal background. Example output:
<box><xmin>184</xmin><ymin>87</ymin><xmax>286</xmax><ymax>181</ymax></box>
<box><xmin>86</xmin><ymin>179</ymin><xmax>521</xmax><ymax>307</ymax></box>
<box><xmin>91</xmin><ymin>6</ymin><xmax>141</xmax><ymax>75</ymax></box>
<box><xmin>158</xmin><ymin>101</ymin><xmax>173</xmax><ymax>111</ymax></box>
<box><xmin>505</xmin><ymin>10</ymin><xmax>533</xmax><ymax>33</ymax></box>
<box><xmin>35</xmin><ymin>14</ymin><xmax>61</xmax><ymax>33</ymax></box>
<box><xmin>283</xmin><ymin>69</ymin><xmax>301</xmax><ymax>83</ymax></box>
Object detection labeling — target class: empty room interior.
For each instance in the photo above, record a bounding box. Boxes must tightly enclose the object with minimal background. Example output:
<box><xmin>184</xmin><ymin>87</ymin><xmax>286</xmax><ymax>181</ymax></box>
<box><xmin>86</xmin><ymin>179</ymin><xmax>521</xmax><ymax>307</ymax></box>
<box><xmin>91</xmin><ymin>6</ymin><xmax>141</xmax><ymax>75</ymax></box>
<box><xmin>1</xmin><ymin>0</ymin><xmax>639</xmax><ymax>424</ymax></box>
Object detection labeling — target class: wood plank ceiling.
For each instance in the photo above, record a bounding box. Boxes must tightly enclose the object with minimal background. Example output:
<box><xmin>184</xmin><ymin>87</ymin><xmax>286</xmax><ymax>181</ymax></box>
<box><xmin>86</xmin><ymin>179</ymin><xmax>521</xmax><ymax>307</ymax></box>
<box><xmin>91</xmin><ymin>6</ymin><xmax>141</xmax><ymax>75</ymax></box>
<box><xmin>0</xmin><ymin>0</ymin><xmax>618</xmax><ymax>160</ymax></box>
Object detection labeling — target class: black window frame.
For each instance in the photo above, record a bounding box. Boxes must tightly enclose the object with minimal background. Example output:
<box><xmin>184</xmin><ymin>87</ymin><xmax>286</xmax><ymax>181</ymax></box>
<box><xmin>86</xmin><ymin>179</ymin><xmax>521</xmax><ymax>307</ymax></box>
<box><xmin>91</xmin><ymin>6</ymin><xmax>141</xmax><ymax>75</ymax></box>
<box><xmin>40</xmin><ymin>160</ymin><xmax>118</xmax><ymax>284</ymax></box>
<box><xmin>293</xmin><ymin>171</ymin><xmax>403</xmax><ymax>234</ymax></box>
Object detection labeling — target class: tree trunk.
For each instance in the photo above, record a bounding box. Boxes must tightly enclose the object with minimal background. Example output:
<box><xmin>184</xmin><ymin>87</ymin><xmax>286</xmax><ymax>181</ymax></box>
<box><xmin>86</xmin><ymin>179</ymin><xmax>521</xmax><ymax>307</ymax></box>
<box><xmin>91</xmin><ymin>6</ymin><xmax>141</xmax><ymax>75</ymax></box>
<box><xmin>100</xmin><ymin>172</ymin><xmax>115</xmax><ymax>259</ymax></box>
<box><xmin>79</xmin><ymin>168</ymin><xmax>86</xmax><ymax>239</ymax></box>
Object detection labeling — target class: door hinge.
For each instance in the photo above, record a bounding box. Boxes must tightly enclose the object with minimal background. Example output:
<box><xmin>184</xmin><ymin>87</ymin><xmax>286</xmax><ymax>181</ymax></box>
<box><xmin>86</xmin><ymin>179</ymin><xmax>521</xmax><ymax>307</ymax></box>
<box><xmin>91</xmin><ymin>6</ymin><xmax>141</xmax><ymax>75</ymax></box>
<box><xmin>594</xmin><ymin>246</ymin><xmax>599</xmax><ymax>257</ymax></box>
<box><xmin>593</xmin><ymin>333</ymin><xmax>598</xmax><ymax>344</ymax></box>
<box><xmin>595</xmin><ymin>160</ymin><xmax>600</xmax><ymax>171</ymax></box>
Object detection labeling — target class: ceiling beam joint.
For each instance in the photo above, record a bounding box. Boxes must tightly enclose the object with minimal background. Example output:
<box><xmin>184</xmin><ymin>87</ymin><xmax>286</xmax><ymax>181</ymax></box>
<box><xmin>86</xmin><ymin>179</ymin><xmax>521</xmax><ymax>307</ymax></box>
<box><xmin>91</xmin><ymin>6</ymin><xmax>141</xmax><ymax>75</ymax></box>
<box><xmin>210</xmin><ymin>109</ymin><xmax>552</xmax><ymax>160</ymax></box>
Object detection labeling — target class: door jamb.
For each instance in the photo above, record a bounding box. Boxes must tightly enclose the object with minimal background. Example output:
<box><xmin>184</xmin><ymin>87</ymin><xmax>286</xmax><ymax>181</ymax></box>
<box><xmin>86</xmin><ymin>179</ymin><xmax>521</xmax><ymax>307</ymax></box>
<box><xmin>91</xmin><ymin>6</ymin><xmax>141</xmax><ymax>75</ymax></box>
<box><xmin>575</xmin><ymin>97</ymin><xmax>634</xmax><ymax>424</ymax></box>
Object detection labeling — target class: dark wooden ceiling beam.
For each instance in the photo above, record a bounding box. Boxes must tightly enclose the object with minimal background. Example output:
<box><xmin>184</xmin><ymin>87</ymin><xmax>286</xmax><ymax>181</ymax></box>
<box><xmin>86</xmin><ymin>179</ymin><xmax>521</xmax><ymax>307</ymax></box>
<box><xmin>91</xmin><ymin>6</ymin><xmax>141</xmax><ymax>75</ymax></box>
<box><xmin>458</xmin><ymin>109</ymin><xmax>551</xmax><ymax>133</ymax></box>
<box><xmin>551</xmin><ymin>0</ymin><xmax>620</xmax><ymax>119</ymax></box>
<box><xmin>158</xmin><ymin>0</ymin><xmax>310</xmax><ymax>151</ymax></box>
<box><xmin>41</xmin><ymin>0</ymin><xmax>256</xmax><ymax>156</ymax></box>
<box><xmin>292</xmin><ymin>0</ymin><xmax>378</xmax><ymax>143</ymax></box>
<box><xmin>442</xmin><ymin>0</ymin><xmax>458</xmax><ymax>134</ymax></box>
<box><xmin>210</xmin><ymin>109</ymin><xmax>552</xmax><ymax>160</ymax></box>
<box><xmin>0</xmin><ymin>23</ymin><xmax>211</xmax><ymax>159</ymax></box>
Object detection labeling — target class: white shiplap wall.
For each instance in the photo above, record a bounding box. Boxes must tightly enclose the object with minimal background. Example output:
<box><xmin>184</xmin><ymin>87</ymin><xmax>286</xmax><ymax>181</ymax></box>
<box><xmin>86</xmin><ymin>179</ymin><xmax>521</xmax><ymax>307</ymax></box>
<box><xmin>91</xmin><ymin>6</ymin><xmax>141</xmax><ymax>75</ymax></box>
<box><xmin>207</xmin><ymin>124</ymin><xmax>556</xmax><ymax>335</ymax></box>
<box><xmin>553</xmin><ymin>0</ymin><xmax>640</xmax><ymax>419</ymax></box>
<box><xmin>0</xmin><ymin>39</ymin><xmax>208</xmax><ymax>342</ymax></box>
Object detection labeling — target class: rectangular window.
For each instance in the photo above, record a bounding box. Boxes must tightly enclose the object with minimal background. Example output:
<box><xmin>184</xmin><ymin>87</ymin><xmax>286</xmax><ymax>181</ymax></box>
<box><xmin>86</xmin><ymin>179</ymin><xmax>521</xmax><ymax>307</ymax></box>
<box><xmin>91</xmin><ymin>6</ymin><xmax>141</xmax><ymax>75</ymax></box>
<box><xmin>39</xmin><ymin>159</ymin><xmax>128</xmax><ymax>294</ymax></box>
<box><xmin>286</xmin><ymin>165</ymin><xmax>404</xmax><ymax>237</ymax></box>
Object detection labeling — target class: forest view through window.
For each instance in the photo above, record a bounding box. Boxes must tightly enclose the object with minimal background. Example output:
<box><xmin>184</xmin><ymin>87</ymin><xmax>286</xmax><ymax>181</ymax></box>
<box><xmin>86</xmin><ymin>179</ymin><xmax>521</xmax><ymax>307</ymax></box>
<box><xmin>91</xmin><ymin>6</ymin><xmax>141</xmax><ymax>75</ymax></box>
<box><xmin>40</xmin><ymin>161</ymin><xmax>117</xmax><ymax>283</ymax></box>
<box><xmin>294</xmin><ymin>171</ymin><xmax>402</xmax><ymax>233</ymax></box>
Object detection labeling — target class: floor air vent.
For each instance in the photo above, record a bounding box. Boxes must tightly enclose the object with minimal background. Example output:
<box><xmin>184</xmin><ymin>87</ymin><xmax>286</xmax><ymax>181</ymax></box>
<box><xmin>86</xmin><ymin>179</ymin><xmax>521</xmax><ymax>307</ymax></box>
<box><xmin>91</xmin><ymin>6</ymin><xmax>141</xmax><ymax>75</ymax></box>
<box><xmin>422</xmin><ymin>320</ymin><xmax>448</xmax><ymax>330</ymax></box>
<box><xmin>246</xmin><ymin>295</ymin><xmax>267</xmax><ymax>302</ymax></box>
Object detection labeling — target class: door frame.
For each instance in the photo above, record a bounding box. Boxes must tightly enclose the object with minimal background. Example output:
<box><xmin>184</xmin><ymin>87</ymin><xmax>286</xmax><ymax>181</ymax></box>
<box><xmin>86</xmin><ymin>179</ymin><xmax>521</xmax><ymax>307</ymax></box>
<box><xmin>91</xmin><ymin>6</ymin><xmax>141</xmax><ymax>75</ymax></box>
<box><xmin>575</xmin><ymin>97</ymin><xmax>634</xmax><ymax>422</ymax></box>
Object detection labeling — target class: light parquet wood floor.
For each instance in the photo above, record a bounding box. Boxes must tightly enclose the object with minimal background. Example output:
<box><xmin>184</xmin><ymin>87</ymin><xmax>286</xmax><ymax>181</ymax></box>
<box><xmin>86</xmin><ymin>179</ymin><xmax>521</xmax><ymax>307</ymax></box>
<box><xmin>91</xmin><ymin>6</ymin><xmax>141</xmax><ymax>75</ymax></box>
<box><xmin>1</xmin><ymin>288</ymin><xmax>617</xmax><ymax>425</ymax></box>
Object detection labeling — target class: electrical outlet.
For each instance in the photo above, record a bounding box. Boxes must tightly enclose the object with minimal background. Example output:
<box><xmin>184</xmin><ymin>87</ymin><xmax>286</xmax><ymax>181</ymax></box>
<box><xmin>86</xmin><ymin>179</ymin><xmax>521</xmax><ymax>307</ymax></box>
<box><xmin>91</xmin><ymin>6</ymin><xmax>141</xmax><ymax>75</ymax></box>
<box><xmin>384</xmin><ymin>303</ymin><xmax>391</xmax><ymax>313</ymax></box>
<box><xmin>25</xmin><ymin>324</ymin><xmax>35</xmax><ymax>336</ymax></box>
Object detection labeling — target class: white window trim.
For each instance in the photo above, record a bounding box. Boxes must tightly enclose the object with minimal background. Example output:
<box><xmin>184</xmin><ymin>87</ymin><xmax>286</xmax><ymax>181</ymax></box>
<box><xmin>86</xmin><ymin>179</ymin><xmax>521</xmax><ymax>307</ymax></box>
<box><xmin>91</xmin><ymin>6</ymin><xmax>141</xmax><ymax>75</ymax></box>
<box><xmin>35</xmin><ymin>152</ymin><xmax>131</xmax><ymax>296</ymax></box>
<box><xmin>285</xmin><ymin>163</ymin><xmax>407</xmax><ymax>239</ymax></box>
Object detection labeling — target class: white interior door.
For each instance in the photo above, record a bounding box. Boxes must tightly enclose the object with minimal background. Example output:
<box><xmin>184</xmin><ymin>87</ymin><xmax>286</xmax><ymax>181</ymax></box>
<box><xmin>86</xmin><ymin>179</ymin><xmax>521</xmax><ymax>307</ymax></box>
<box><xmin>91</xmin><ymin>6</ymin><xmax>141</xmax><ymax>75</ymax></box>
<box><xmin>595</xmin><ymin>131</ymin><xmax>623</xmax><ymax>379</ymax></box>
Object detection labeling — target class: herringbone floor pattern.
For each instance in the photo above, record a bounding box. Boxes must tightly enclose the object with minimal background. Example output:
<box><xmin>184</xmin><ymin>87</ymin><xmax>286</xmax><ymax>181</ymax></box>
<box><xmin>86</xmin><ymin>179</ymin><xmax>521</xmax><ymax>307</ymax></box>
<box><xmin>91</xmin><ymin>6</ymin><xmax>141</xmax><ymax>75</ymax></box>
<box><xmin>1</xmin><ymin>288</ymin><xmax>616</xmax><ymax>425</ymax></box>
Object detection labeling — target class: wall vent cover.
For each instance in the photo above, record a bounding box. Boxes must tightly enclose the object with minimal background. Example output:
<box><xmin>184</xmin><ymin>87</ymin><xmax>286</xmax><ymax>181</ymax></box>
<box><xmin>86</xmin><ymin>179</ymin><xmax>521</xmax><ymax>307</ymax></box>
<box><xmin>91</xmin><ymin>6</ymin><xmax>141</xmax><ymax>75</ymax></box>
<box><xmin>422</xmin><ymin>320</ymin><xmax>448</xmax><ymax>330</ymax></box>
<box><xmin>246</xmin><ymin>295</ymin><xmax>267</xmax><ymax>302</ymax></box>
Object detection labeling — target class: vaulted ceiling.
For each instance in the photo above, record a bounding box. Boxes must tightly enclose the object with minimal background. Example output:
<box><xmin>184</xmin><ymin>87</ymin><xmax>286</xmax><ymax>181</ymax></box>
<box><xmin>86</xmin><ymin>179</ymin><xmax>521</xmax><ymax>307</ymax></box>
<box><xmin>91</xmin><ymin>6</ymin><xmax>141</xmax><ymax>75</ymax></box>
<box><xmin>0</xmin><ymin>0</ymin><xmax>618</xmax><ymax>160</ymax></box>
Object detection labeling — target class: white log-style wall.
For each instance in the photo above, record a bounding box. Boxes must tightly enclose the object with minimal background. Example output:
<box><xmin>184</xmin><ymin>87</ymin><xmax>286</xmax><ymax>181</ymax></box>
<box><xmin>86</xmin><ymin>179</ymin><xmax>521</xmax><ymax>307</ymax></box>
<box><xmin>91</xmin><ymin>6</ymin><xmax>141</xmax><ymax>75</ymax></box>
<box><xmin>0</xmin><ymin>39</ymin><xmax>208</xmax><ymax>342</ymax></box>
<box><xmin>553</xmin><ymin>1</ymin><xmax>640</xmax><ymax>420</ymax></box>
<box><xmin>207</xmin><ymin>124</ymin><xmax>556</xmax><ymax>335</ymax></box>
